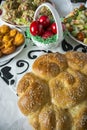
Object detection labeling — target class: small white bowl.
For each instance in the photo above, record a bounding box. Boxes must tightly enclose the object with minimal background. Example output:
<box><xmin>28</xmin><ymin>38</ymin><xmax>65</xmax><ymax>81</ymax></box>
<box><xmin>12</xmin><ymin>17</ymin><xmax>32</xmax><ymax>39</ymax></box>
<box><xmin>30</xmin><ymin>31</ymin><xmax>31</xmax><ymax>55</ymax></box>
<box><xmin>30</xmin><ymin>2</ymin><xmax>63</xmax><ymax>49</ymax></box>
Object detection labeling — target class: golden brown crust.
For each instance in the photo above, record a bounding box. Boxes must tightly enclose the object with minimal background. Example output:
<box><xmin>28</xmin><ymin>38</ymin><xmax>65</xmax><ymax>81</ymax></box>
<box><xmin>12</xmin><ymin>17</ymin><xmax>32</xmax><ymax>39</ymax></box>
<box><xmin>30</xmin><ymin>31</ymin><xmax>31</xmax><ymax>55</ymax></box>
<box><xmin>14</xmin><ymin>32</ymin><xmax>25</xmax><ymax>46</ymax></box>
<box><xmin>17</xmin><ymin>72</ymin><xmax>50</xmax><ymax>115</ymax></box>
<box><xmin>49</xmin><ymin>68</ymin><xmax>87</xmax><ymax>108</ymax></box>
<box><xmin>0</xmin><ymin>24</ymin><xmax>10</xmax><ymax>34</ymax></box>
<box><xmin>32</xmin><ymin>52</ymin><xmax>68</xmax><ymax>81</ymax></box>
<box><xmin>17</xmin><ymin>51</ymin><xmax>87</xmax><ymax>130</ymax></box>
<box><xmin>39</xmin><ymin>104</ymin><xmax>72</xmax><ymax>130</ymax></box>
<box><xmin>28</xmin><ymin>110</ymin><xmax>40</xmax><ymax>130</ymax></box>
<box><xmin>70</xmin><ymin>101</ymin><xmax>87</xmax><ymax>130</ymax></box>
<box><xmin>1</xmin><ymin>39</ymin><xmax>16</xmax><ymax>55</ymax></box>
<box><xmin>39</xmin><ymin>104</ymin><xmax>56</xmax><ymax>130</ymax></box>
<box><xmin>0</xmin><ymin>50</ymin><xmax>3</xmax><ymax>57</ymax></box>
<box><xmin>65</xmin><ymin>51</ymin><xmax>87</xmax><ymax>75</ymax></box>
<box><xmin>2</xmin><ymin>35</ymin><xmax>11</xmax><ymax>43</ymax></box>
<box><xmin>1</xmin><ymin>45</ymin><xmax>16</xmax><ymax>55</ymax></box>
<box><xmin>10</xmin><ymin>29</ymin><xmax>18</xmax><ymax>37</ymax></box>
<box><xmin>17</xmin><ymin>73</ymin><xmax>38</xmax><ymax>96</ymax></box>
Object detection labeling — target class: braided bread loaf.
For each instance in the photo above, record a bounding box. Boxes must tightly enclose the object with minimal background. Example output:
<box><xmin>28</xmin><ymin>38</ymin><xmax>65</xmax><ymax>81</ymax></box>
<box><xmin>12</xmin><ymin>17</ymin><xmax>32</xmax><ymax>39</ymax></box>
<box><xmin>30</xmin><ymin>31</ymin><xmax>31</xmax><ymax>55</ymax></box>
<box><xmin>17</xmin><ymin>51</ymin><xmax>87</xmax><ymax>130</ymax></box>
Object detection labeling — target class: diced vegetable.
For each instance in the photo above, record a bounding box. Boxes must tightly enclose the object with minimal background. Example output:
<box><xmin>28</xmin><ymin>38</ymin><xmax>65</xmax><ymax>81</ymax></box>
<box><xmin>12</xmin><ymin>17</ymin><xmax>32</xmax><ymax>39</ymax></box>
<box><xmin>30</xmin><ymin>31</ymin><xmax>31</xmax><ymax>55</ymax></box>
<box><xmin>64</xmin><ymin>5</ymin><xmax>87</xmax><ymax>45</ymax></box>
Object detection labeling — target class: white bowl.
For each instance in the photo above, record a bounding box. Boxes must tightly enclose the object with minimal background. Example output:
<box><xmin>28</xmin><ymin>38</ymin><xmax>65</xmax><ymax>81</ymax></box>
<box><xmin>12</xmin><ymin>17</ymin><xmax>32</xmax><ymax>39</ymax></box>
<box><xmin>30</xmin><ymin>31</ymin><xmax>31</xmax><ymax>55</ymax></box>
<box><xmin>68</xmin><ymin>32</ymin><xmax>87</xmax><ymax>47</ymax></box>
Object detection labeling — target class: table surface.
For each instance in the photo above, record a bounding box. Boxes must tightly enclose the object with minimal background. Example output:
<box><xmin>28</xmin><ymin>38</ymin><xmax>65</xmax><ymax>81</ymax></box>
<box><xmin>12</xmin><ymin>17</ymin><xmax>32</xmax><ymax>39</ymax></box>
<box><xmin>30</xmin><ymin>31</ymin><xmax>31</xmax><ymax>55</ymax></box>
<box><xmin>0</xmin><ymin>1</ymin><xmax>87</xmax><ymax>130</ymax></box>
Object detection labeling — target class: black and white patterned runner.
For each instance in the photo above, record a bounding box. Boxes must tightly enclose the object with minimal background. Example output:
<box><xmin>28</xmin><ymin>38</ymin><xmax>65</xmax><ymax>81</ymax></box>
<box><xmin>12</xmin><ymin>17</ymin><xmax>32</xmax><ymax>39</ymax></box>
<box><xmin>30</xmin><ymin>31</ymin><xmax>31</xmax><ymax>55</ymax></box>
<box><xmin>0</xmin><ymin>35</ymin><xmax>87</xmax><ymax>94</ymax></box>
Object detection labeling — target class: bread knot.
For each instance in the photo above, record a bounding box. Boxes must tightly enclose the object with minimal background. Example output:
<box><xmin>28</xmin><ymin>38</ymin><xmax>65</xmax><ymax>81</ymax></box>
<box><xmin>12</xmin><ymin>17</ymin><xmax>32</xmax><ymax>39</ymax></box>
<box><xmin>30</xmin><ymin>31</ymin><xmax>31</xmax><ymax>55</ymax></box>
<box><xmin>17</xmin><ymin>73</ymin><xmax>50</xmax><ymax>115</ymax></box>
<box><xmin>49</xmin><ymin>68</ymin><xmax>87</xmax><ymax>108</ymax></box>
<box><xmin>32</xmin><ymin>52</ymin><xmax>68</xmax><ymax>81</ymax></box>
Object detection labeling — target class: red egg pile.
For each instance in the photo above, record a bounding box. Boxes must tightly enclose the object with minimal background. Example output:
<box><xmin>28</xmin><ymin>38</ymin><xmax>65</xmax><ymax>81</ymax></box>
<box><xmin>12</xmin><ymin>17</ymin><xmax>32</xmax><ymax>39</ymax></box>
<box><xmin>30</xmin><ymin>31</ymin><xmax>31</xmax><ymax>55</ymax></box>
<box><xmin>30</xmin><ymin>15</ymin><xmax>57</xmax><ymax>39</ymax></box>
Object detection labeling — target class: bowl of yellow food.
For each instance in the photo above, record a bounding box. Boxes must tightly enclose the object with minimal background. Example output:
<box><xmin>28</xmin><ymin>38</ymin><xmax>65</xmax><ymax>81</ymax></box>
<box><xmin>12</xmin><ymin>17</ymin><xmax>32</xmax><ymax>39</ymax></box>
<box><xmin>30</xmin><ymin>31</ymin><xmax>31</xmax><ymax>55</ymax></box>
<box><xmin>0</xmin><ymin>24</ymin><xmax>25</xmax><ymax>63</ymax></box>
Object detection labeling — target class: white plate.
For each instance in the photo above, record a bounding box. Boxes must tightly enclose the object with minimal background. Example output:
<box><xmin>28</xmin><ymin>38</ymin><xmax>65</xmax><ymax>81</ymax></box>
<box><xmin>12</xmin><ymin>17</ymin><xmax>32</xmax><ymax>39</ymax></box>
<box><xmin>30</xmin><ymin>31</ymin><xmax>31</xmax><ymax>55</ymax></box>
<box><xmin>0</xmin><ymin>3</ymin><xmax>30</xmax><ymax>29</ymax></box>
<box><xmin>0</xmin><ymin>27</ymin><xmax>25</xmax><ymax>63</ymax></box>
<box><xmin>0</xmin><ymin>19</ymin><xmax>28</xmax><ymax>32</ymax></box>
<box><xmin>68</xmin><ymin>32</ymin><xmax>87</xmax><ymax>47</ymax></box>
<box><xmin>0</xmin><ymin>43</ymin><xmax>25</xmax><ymax>63</ymax></box>
<box><xmin>0</xmin><ymin>0</ymin><xmax>55</xmax><ymax>30</ymax></box>
<box><xmin>0</xmin><ymin>16</ymin><xmax>29</xmax><ymax>30</ymax></box>
<box><xmin>1</xmin><ymin>18</ymin><xmax>29</xmax><ymax>28</ymax></box>
<box><xmin>0</xmin><ymin>7</ymin><xmax>28</xmax><ymax>30</ymax></box>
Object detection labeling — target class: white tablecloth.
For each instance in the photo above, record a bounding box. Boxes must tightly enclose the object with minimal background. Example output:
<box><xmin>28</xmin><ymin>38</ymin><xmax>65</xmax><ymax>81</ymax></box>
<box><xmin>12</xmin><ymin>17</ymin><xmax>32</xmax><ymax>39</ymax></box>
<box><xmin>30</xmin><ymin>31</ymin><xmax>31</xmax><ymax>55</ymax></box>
<box><xmin>0</xmin><ymin>22</ymin><xmax>87</xmax><ymax>130</ymax></box>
